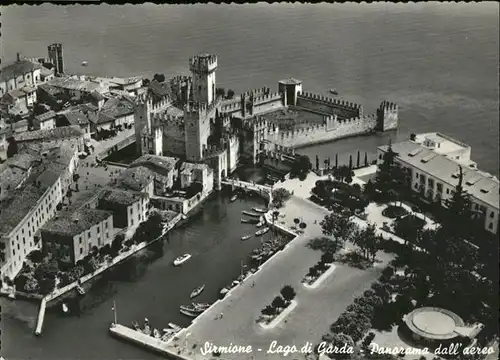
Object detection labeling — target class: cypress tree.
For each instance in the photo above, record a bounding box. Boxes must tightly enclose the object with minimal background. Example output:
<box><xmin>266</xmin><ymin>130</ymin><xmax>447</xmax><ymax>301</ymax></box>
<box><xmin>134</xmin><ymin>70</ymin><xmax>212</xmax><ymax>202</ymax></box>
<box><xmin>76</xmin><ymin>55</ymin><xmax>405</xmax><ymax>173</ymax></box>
<box><xmin>315</xmin><ymin>155</ymin><xmax>319</xmax><ymax>171</ymax></box>
<box><xmin>356</xmin><ymin>150</ymin><xmax>360</xmax><ymax>169</ymax></box>
<box><xmin>364</xmin><ymin>152</ymin><xmax>368</xmax><ymax>167</ymax></box>
<box><xmin>335</xmin><ymin>154</ymin><xmax>338</xmax><ymax>169</ymax></box>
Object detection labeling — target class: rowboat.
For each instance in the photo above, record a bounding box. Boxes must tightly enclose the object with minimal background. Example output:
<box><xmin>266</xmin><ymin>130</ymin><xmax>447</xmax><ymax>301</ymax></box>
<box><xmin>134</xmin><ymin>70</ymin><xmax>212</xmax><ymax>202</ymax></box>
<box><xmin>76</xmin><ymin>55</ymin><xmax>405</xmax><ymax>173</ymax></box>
<box><xmin>252</xmin><ymin>208</ymin><xmax>267</xmax><ymax>213</ymax></box>
<box><xmin>256</xmin><ymin>216</ymin><xmax>265</xmax><ymax>228</ymax></box>
<box><xmin>168</xmin><ymin>323</ymin><xmax>183</xmax><ymax>332</ymax></box>
<box><xmin>180</xmin><ymin>308</ymin><xmax>199</xmax><ymax>318</ymax></box>
<box><xmin>153</xmin><ymin>328</ymin><xmax>161</xmax><ymax>338</ymax></box>
<box><xmin>241</xmin><ymin>218</ymin><xmax>253</xmax><ymax>223</ymax></box>
<box><xmin>329</xmin><ymin>88</ymin><xmax>339</xmax><ymax>95</ymax></box>
<box><xmin>180</xmin><ymin>305</ymin><xmax>204</xmax><ymax>314</ymax></box>
<box><xmin>62</xmin><ymin>303</ymin><xmax>69</xmax><ymax>314</ymax></box>
<box><xmin>173</xmin><ymin>253</ymin><xmax>191</xmax><ymax>266</ymax></box>
<box><xmin>255</xmin><ymin>227</ymin><xmax>270</xmax><ymax>236</ymax></box>
<box><xmin>230</xmin><ymin>195</ymin><xmax>238</xmax><ymax>202</ymax></box>
<box><xmin>242</xmin><ymin>211</ymin><xmax>261</xmax><ymax>217</ymax></box>
<box><xmin>241</xmin><ymin>235</ymin><xmax>252</xmax><ymax>241</ymax></box>
<box><xmin>192</xmin><ymin>302</ymin><xmax>210</xmax><ymax>310</ymax></box>
<box><xmin>190</xmin><ymin>284</ymin><xmax>205</xmax><ymax>299</ymax></box>
<box><xmin>76</xmin><ymin>285</ymin><xmax>85</xmax><ymax>295</ymax></box>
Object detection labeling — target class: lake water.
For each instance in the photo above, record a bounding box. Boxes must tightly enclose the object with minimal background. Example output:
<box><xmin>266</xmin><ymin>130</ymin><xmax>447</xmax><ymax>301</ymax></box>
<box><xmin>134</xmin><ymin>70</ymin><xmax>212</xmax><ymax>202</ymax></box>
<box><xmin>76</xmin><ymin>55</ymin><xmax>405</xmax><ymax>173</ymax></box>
<box><xmin>0</xmin><ymin>3</ymin><xmax>498</xmax><ymax>359</ymax></box>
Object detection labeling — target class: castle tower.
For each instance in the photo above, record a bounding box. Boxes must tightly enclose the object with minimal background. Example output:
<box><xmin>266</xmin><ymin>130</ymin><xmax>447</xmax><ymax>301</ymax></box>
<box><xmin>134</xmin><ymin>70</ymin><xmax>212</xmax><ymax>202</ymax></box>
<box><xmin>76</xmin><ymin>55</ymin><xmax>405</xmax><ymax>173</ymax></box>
<box><xmin>278</xmin><ymin>78</ymin><xmax>303</xmax><ymax>106</ymax></box>
<box><xmin>134</xmin><ymin>95</ymin><xmax>163</xmax><ymax>156</ymax></box>
<box><xmin>189</xmin><ymin>54</ymin><xmax>218</xmax><ymax>105</ymax></box>
<box><xmin>48</xmin><ymin>43</ymin><xmax>64</xmax><ymax>75</ymax></box>
<box><xmin>376</xmin><ymin>101</ymin><xmax>399</xmax><ymax>131</ymax></box>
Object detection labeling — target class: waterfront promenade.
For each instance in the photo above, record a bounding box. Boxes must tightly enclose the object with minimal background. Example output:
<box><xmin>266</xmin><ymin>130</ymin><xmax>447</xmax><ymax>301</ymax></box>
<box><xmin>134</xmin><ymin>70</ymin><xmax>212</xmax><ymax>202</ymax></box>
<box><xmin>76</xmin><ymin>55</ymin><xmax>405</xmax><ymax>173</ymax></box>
<box><xmin>166</xmin><ymin>196</ymin><xmax>393</xmax><ymax>360</ymax></box>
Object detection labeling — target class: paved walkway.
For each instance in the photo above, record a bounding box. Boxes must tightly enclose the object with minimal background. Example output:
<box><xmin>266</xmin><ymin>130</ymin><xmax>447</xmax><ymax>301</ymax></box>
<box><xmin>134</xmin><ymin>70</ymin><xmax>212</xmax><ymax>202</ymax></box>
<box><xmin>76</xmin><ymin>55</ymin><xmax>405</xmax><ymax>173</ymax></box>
<box><xmin>167</xmin><ymin>196</ymin><xmax>393</xmax><ymax>360</ymax></box>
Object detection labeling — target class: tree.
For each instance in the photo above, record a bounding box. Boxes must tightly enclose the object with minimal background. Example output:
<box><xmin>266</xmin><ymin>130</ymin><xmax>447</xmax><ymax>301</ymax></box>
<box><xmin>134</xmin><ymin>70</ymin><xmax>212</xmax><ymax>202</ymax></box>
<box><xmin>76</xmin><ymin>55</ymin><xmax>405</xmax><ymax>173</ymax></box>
<box><xmin>34</xmin><ymin>261</ymin><xmax>59</xmax><ymax>281</ymax></box>
<box><xmin>153</xmin><ymin>73</ymin><xmax>165</xmax><ymax>83</ymax></box>
<box><xmin>321</xmin><ymin>251</ymin><xmax>334</xmax><ymax>264</ymax></box>
<box><xmin>294</xmin><ymin>218</ymin><xmax>300</xmax><ymax>226</ymax></box>
<box><xmin>320</xmin><ymin>209</ymin><xmax>357</xmax><ymax>251</ymax></box>
<box><xmin>374</xmin><ymin>142</ymin><xmax>409</xmax><ymax>201</ymax></box>
<box><xmin>364</xmin><ymin>152</ymin><xmax>368</xmax><ymax>167</ymax></box>
<box><xmin>27</xmin><ymin>250</ymin><xmax>44</xmax><ymax>264</ymax></box>
<box><xmin>280</xmin><ymin>285</ymin><xmax>296</xmax><ymax>303</ymax></box>
<box><xmin>271</xmin><ymin>295</ymin><xmax>286</xmax><ymax>310</ymax></box>
<box><xmin>335</xmin><ymin>153</ymin><xmax>339</xmax><ymax>169</ymax></box>
<box><xmin>227</xmin><ymin>89</ymin><xmax>235</xmax><ymax>99</ymax></box>
<box><xmin>349</xmin><ymin>155</ymin><xmax>353</xmax><ymax>170</ymax></box>
<box><xmin>7</xmin><ymin>137</ymin><xmax>18</xmax><ymax>158</ymax></box>
<box><xmin>299</xmin><ymin>222</ymin><xmax>307</xmax><ymax>230</ymax></box>
<box><xmin>215</xmin><ymin>87</ymin><xmax>225</xmax><ymax>98</ymax></box>
<box><xmin>356</xmin><ymin>150</ymin><xmax>360</xmax><ymax>169</ymax></box>
<box><xmin>291</xmin><ymin>155</ymin><xmax>312</xmax><ymax>180</ymax></box>
<box><xmin>327</xmin><ymin>157</ymin><xmax>331</xmax><ymax>170</ymax></box>
<box><xmin>261</xmin><ymin>305</ymin><xmax>275</xmax><ymax>318</ymax></box>
<box><xmin>322</xmin><ymin>333</ymin><xmax>354</xmax><ymax>359</ymax></box>
<box><xmin>315</xmin><ymin>155</ymin><xmax>319</xmax><ymax>171</ymax></box>
<box><xmin>271</xmin><ymin>188</ymin><xmax>291</xmax><ymax>208</ymax></box>
<box><xmin>38</xmin><ymin>277</ymin><xmax>55</xmax><ymax>295</ymax></box>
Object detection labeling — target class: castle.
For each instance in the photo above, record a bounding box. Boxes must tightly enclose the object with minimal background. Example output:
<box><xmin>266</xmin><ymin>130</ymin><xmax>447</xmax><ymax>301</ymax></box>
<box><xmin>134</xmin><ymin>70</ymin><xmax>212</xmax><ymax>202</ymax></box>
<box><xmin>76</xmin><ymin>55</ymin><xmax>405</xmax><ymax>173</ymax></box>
<box><xmin>134</xmin><ymin>54</ymin><xmax>398</xmax><ymax>189</ymax></box>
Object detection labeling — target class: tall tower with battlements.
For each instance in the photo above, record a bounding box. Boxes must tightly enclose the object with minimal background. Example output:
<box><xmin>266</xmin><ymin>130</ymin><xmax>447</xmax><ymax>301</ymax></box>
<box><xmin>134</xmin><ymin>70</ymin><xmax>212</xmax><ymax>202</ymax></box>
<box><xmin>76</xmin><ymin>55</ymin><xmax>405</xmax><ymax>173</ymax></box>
<box><xmin>376</xmin><ymin>101</ymin><xmax>399</xmax><ymax>131</ymax></box>
<box><xmin>190</xmin><ymin>54</ymin><xmax>218</xmax><ymax>105</ymax></box>
<box><xmin>48</xmin><ymin>43</ymin><xmax>64</xmax><ymax>75</ymax></box>
<box><xmin>134</xmin><ymin>95</ymin><xmax>163</xmax><ymax>156</ymax></box>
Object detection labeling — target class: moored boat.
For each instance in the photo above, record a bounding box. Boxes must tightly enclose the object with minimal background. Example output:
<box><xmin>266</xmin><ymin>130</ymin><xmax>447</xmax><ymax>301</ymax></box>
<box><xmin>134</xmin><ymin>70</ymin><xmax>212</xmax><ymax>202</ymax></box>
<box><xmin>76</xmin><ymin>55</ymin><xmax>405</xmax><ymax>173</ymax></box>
<box><xmin>76</xmin><ymin>285</ymin><xmax>85</xmax><ymax>295</ymax></box>
<box><xmin>81</xmin><ymin>61</ymin><xmax>88</xmax><ymax>67</ymax></box>
<box><xmin>230</xmin><ymin>195</ymin><xmax>238</xmax><ymax>202</ymax></box>
<box><xmin>153</xmin><ymin>328</ymin><xmax>161</xmax><ymax>338</ymax></box>
<box><xmin>241</xmin><ymin>235</ymin><xmax>252</xmax><ymax>241</ymax></box>
<box><xmin>180</xmin><ymin>305</ymin><xmax>204</xmax><ymax>314</ymax></box>
<box><xmin>190</xmin><ymin>284</ymin><xmax>205</xmax><ymax>299</ymax></box>
<box><xmin>180</xmin><ymin>308</ymin><xmax>199</xmax><ymax>318</ymax></box>
<box><xmin>173</xmin><ymin>253</ymin><xmax>191</xmax><ymax>266</ymax></box>
<box><xmin>256</xmin><ymin>216</ymin><xmax>265</xmax><ymax>227</ymax></box>
<box><xmin>62</xmin><ymin>303</ymin><xmax>69</xmax><ymax>314</ymax></box>
<box><xmin>168</xmin><ymin>323</ymin><xmax>183</xmax><ymax>332</ymax></box>
<box><xmin>252</xmin><ymin>207</ymin><xmax>267</xmax><ymax>213</ymax></box>
<box><xmin>132</xmin><ymin>321</ymin><xmax>141</xmax><ymax>331</ymax></box>
<box><xmin>241</xmin><ymin>218</ymin><xmax>252</xmax><ymax>223</ymax></box>
<box><xmin>329</xmin><ymin>88</ymin><xmax>339</xmax><ymax>95</ymax></box>
<box><xmin>192</xmin><ymin>302</ymin><xmax>210</xmax><ymax>310</ymax></box>
<box><xmin>255</xmin><ymin>227</ymin><xmax>270</xmax><ymax>236</ymax></box>
<box><xmin>242</xmin><ymin>211</ymin><xmax>261</xmax><ymax>217</ymax></box>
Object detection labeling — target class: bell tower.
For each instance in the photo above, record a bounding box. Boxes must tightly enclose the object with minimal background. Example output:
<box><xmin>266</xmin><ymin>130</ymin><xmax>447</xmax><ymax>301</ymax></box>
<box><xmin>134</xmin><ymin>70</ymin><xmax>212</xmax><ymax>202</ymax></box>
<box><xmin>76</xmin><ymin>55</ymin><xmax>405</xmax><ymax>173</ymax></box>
<box><xmin>189</xmin><ymin>54</ymin><xmax>218</xmax><ymax>105</ymax></box>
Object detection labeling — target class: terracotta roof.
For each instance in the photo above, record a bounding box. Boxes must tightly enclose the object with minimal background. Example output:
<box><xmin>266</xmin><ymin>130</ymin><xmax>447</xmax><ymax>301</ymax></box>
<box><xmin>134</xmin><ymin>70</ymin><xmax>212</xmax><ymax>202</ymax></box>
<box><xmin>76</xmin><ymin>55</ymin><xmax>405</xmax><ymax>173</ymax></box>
<box><xmin>99</xmin><ymin>188</ymin><xmax>148</xmax><ymax>206</ymax></box>
<box><xmin>14</xmin><ymin>125</ymin><xmax>84</xmax><ymax>143</ymax></box>
<box><xmin>114</xmin><ymin>166</ymin><xmax>155</xmax><ymax>192</ymax></box>
<box><xmin>130</xmin><ymin>155</ymin><xmax>179</xmax><ymax>177</ymax></box>
<box><xmin>64</xmin><ymin>111</ymin><xmax>90</xmax><ymax>126</ymax></box>
<box><xmin>42</xmin><ymin>208</ymin><xmax>113</xmax><ymax>236</ymax></box>
<box><xmin>0</xmin><ymin>60</ymin><xmax>42</xmax><ymax>82</ymax></box>
<box><xmin>35</xmin><ymin>110</ymin><xmax>57</xmax><ymax>123</ymax></box>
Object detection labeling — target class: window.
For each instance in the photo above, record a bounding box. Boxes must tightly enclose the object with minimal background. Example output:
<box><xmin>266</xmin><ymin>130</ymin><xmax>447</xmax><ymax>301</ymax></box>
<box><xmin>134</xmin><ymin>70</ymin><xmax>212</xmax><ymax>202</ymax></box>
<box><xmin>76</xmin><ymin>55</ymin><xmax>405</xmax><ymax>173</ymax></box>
<box><xmin>378</xmin><ymin>154</ymin><xmax>382</xmax><ymax>160</ymax></box>
<box><xmin>80</xmin><ymin>248</ymin><xmax>83</xmax><ymax>255</ymax></box>
<box><xmin>87</xmin><ymin>231</ymin><xmax>91</xmax><ymax>238</ymax></box>
<box><xmin>414</xmin><ymin>183</ymin><xmax>418</xmax><ymax>189</ymax></box>
<box><xmin>488</xmin><ymin>223</ymin><xmax>493</xmax><ymax>230</ymax></box>
<box><xmin>79</xmin><ymin>237</ymin><xmax>82</xmax><ymax>244</ymax></box>
<box><xmin>436</xmin><ymin>183</ymin><xmax>443</xmax><ymax>193</ymax></box>
<box><xmin>446</xmin><ymin>188</ymin><xmax>450</xmax><ymax>194</ymax></box>
<box><xmin>105</xmin><ymin>222</ymin><xmax>108</xmax><ymax>229</ymax></box>
<box><xmin>97</xmin><ymin>227</ymin><xmax>100</xmax><ymax>234</ymax></box>
<box><xmin>131</xmin><ymin>219</ymin><xmax>134</xmax><ymax>226</ymax></box>
<box><xmin>490</xmin><ymin>211</ymin><xmax>495</xmax><ymax>218</ymax></box>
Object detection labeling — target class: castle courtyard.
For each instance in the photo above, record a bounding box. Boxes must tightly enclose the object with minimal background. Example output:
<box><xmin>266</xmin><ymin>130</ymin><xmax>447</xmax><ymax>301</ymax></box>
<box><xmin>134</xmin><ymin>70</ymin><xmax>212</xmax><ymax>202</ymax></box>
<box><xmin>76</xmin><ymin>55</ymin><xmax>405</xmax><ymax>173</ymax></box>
<box><xmin>167</xmin><ymin>196</ymin><xmax>393</xmax><ymax>360</ymax></box>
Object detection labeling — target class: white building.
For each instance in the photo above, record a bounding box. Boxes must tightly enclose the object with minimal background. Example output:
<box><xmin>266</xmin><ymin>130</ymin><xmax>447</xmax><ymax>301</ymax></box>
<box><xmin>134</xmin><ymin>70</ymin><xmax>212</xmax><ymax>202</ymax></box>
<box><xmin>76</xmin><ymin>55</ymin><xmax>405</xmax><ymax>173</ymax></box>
<box><xmin>0</xmin><ymin>145</ymin><xmax>79</xmax><ymax>280</ymax></box>
<box><xmin>377</xmin><ymin>133</ymin><xmax>499</xmax><ymax>235</ymax></box>
<box><xmin>0</xmin><ymin>56</ymin><xmax>42</xmax><ymax>97</ymax></box>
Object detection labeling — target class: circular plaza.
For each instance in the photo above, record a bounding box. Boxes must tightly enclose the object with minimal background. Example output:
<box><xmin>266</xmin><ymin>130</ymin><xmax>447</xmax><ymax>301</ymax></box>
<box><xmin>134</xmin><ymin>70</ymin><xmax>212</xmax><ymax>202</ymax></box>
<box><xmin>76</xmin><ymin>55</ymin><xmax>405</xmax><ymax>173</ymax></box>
<box><xmin>403</xmin><ymin>307</ymin><xmax>465</xmax><ymax>344</ymax></box>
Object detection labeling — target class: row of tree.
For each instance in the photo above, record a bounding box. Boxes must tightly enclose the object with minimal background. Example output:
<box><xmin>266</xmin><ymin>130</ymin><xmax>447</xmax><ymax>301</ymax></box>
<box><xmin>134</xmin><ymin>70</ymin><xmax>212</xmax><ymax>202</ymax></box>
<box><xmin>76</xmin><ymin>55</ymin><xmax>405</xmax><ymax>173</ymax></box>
<box><xmin>260</xmin><ymin>285</ymin><xmax>296</xmax><ymax>319</ymax></box>
<box><xmin>315</xmin><ymin>151</ymin><xmax>369</xmax><ymax>172</ymax></box>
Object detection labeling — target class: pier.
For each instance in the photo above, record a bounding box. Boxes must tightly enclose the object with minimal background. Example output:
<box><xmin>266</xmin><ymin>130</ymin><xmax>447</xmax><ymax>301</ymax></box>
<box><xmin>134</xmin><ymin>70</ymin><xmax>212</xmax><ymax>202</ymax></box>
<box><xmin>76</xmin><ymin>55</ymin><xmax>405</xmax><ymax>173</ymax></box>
<box><xmin>34</xmin><ymin>298</ymin><xmax>47</xmax><ymax>336</ymax></box>
<box><xmin>109</xmin><ymin>324</ymin><xmax>190</xmax><ymax>360</ymax></box>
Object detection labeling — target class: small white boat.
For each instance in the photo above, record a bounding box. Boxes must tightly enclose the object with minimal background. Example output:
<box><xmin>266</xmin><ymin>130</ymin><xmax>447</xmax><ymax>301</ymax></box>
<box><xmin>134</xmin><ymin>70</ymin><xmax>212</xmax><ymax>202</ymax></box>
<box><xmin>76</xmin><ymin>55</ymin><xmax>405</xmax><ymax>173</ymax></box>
<box><xmin>255</xmin><ymin>227</ymin><xmax>270</xmax><ymax>236</ymax></box>
<box><xmin>252</xmin><ymin>208</ymin><xmax>267</xmax><ymax>213</ymax></box>
<box><xmin>168</xmin><ymin>323</ymin><xmax>183</xmax><ymax>332</ymax></box>
<box><xmin>76</xmin><ymin>285</ymin><xmax>85</xmax><ymax>295</ymax></box>
<box><xmin>230</xmin><ymin>195</ymin><xmax>238</xmax><ymax>202</ymax></box>
<box><xmin>180</xmin><ymin>308</ymin><xmax>199</xmax><ymax>318</ymax></box>
<box><xmin>132</xmin><ymin>321</ymin><xmax>141</xmax><ymax>330</ymax></box>
<box><xmin>241</xmin><ymin>218</ymin><xmax>253</xmax><ymax>223</ymax></box>
<box><xmin>8</xmin><ymin>292</ymin><xmax>16</xmax><ymax>299</ymax></box>
<box><xmin>153</xmin><ymin>328</ymin><xmax>161</xmax><ymax>338</ymax></box>
<box><xmin>192</xmin><ymin>302</ymin><xmax>210</xmax><ymax>310</ymax></box>
<box><xmin>256</xmin><ymin>216</ymin><xmax>265</xmax><ymax>228</ymax></box>
<box><xmin>190</xmin><ymin>284</ymin><xmax>205</xmax><ymax>299</ymax></box>
<box><xmin>173</xmin><ymin>253</ymin><xmax>191</xmax><ymax>266</ymax></box>
<box><xmin>329</xmin><ymin>88</ymin><xmax>339</xmax><ymax>95</ymax></box>
<box><xmin>62</xmin><ymin>303</ymin><xmax>69</xmax><ymax>314</ymax></box>
<box><xmin>241</xmin><ymin>235</ymin><xmax>252</xmax><ymax>241</ymax></box>
<box><xmin>81</xmin><ymin>61</ymin><xmax>88</xmax><ymax>67</ymax></box>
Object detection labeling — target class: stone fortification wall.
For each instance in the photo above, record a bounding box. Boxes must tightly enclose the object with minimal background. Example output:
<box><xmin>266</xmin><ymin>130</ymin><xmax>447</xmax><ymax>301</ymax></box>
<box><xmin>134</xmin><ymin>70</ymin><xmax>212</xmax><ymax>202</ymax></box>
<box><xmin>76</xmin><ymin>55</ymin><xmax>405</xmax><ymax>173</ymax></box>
<box><xmin>162</xmin><ymin>115</ymin><xmax>186</xmax><ymax>155</ymax></box>
<box><xmin>220</xmin><ymin>100</ymin><xmax>242</xmax><ymax>116</ymax></box>
<box><xmin>251</xmin><ymin>92</ymin><xmax>284</xmax><ymax>115</ymax></box>
<box><xmin>296</xmin><ymin>92</ymin><xmax>362</xmax><ymax>119</ymax></box>
<box><xmin>270</xmin><ymin>114</ymin><xmax>377</xmax><ymax>148</ymax></box>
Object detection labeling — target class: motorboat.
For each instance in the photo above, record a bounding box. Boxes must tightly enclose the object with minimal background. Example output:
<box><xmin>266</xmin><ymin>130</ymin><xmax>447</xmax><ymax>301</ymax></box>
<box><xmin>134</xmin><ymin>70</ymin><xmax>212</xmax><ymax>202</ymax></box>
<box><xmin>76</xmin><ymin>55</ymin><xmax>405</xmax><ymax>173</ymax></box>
<box><xmin>173</xmin><ymin>253</ymin><xmax>191</xmax><ymax>266</ymax></box>
<box><xmin>192</xmin><ymin>302</ymin><xmax>210</xmax><ymax>310</ymax></box>
<box><xmin>252</xmin><ymin>208</ymin><xmax>267</xmax><ymax>213</ymax></box>
<box><xmin>256</xmin><ymin>216</ymin><xmax>265</xmax><ymax>228</ymax></box>
<box><xmin>180</xmin><ymin>308</ymin><xmax>199</xmax><ymax>318</ymax></box>
<box><xmin>190</xmin><ymin>284</ymin><xmax>205</xmax><ymax>299</ymax></box>
<box><xmin>255</xmin><ymin>227</ymin><xmax>270</xmax><ymax>236</ymax></box>
<box><xmin>230</xmin><ymin>195</ymin><xmax>238</xmax><ymax>202</ymax></box>
<box><xmin>242</xmin><ymin>211</ymin><xmax>261</xmax><ymax>217</ymax></box>
<box><xmin>241</xmin><ymin>235</ymin><xmax>252</xmax><ymax>241</ymax></box>
<box><xmin>168</xmin><ymin>323</ymin><xmax>183</xmax><ymax>332</ymax></box>
<box><xmin>81</xmin><ymin>61</ymin><xmax>88</xmax><ymax>67</ymax></box>
<box><xmin>76</xmin><ymin>285</ymin><xmax>85</xmax><ymax>295</ymax></box>
<box><xmin>62</xmin><ymin>303</ymin><xmax>69</xmax><ymax>314</ymax></box>
<box><xmin>329</xmin><ymin>88</ymin><xmax>339</xmax><ymax>95</ymax></box>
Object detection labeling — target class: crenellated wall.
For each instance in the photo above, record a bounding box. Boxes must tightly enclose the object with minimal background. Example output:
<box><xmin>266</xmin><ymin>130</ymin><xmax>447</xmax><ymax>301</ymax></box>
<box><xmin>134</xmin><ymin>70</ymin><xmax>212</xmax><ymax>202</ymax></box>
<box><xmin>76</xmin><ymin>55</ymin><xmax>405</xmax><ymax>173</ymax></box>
<box><xmin>296</xmin><ymin>92</ymin><xmax>362</xmax><ymax>119</ymax></box>
<box><xmin>267</xmin><ymin>114</ymin><xmax>377</xmax><ymax>148</ymax></box>
<box><xmin>251</xmin><ymin>91</ymin><xmax>284</xmax><ymax>115</ymax></box>
<box><xmin>162</xmin><ymin>115</ymin><xmax>186</xmax><ymax>155</ymax></box>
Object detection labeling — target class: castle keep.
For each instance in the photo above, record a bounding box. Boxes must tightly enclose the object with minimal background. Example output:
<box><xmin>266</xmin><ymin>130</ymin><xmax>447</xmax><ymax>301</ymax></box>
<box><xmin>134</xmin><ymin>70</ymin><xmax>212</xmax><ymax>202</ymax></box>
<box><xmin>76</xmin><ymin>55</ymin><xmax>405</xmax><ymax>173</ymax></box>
<box><xmin>134</xmin><ymin>54</ymin><xmax>399</xmax><ymax>187</ymax></box>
